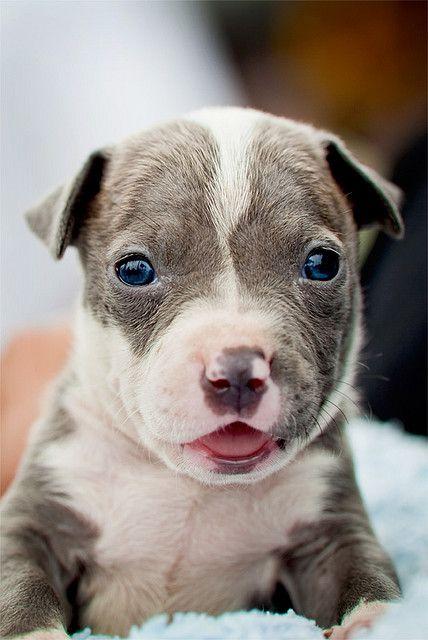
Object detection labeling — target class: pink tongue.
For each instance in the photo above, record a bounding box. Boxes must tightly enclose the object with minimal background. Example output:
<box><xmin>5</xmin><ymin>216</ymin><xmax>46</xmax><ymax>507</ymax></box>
<box><xmin>195</xmin><ymin>422</ymin><xmax>270</xmax><ymax>459</ymax></box>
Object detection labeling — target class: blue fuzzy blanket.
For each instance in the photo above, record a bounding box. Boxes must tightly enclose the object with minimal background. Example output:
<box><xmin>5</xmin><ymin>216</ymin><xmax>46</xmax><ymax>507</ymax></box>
<box><xmin>73</xmin><ymin>419</ymin><xmax>428</xmax><ymax>639</ymax></box>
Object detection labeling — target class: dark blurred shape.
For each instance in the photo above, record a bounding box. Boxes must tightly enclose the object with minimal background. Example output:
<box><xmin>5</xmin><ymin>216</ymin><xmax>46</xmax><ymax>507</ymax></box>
<box><xmin>208</xmin><ymin>0</ymin><xmax>275</xmax><ymax>62</ymax></box>
<box><xmin>361</xmin><ymin>134</ymin><xmax>427</xmax><ymax>435</ymax></box>
<box><xmin>210</xmin><ymin>1</ymin><xmax>427</xmax><ymax>152</ymax></box>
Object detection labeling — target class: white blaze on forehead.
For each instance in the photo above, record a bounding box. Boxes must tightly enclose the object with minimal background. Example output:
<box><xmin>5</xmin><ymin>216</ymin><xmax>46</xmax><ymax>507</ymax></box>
<box><xmin>186</xmin><ymin>107</ymin><xmax>264</xmax><ymax>241</ymax></box>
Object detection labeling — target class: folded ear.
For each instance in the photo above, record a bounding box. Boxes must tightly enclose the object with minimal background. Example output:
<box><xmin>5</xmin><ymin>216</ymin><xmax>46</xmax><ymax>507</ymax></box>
<box><xmin>25</xmin><ymin>150</ymin><xmax>109</xmax><ymax>259</ymax></box>
<box><xmin>323</xmin><ymin>137</ymin><xmax>404</xmax><ymax>238</ymax></box>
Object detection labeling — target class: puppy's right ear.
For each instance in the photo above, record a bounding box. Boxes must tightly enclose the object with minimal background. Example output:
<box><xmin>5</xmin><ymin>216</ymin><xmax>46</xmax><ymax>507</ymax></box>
<box><xmin>25</xmin><ymin>150</ymin><xmax>109</xmax><ymax>259</ymax></box>
<box><xmin>321</xmin><ymin>136</ymin><xmax>404</xmax><ymax>238</ymax></box>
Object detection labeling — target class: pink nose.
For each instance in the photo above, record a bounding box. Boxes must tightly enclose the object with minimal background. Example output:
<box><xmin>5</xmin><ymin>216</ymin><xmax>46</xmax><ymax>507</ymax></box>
<box><xmin>203</xmin><ymin>347</ymin><xmax>270</xmax><ymax>413</ymax></box>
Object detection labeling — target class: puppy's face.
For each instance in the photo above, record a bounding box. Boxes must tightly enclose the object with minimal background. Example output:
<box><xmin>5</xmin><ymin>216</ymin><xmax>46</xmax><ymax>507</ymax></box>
<box><xmin>27</xmin><ymin>108</ymin><xmax>403</xmax><ymax>485</ymax></box>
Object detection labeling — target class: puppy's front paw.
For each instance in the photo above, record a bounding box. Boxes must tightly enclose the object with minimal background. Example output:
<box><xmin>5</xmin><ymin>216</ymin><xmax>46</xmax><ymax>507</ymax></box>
<box><xmin>323</xmin><ymin>601</ymin><xmax>388</xmax><ymax>640</ymax></box>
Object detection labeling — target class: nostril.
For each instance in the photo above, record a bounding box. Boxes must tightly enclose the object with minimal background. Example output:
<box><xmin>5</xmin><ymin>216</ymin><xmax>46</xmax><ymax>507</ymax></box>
<box><xmin>210</xmin><ymin>378</ymin><xmax>231</xmax><ymax>392</ymax></box>
<box><xmin>246</xmin><ymin>377</ymin><xmax>266</xmax><ymax>393</ymax></box>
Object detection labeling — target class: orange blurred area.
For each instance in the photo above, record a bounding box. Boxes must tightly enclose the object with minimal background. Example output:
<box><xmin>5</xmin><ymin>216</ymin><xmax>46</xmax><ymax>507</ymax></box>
<box><xmin>219</xmin><ymin>0</ymin><xmax>427</xmax><ymax>155</ymax></box>
<box><xmin>274</xmin><ymin>0</ymin><xmax>426</xmax><ymax>125</ymax></box>
<box><xmin>1</xmin><ymin>326</ymin><xmax>71</xmax><ymax>494</ymax></box>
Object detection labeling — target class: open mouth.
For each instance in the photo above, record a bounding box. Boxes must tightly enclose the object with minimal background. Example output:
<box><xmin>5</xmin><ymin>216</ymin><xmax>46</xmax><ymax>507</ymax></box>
<box><xmin>185</xmin><ymin>421</ymin><xmax>279</xmax><ymax>473</ymax></box>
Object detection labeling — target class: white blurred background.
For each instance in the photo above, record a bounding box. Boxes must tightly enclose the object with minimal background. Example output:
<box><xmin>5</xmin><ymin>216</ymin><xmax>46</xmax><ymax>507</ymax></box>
<box><xmin>1</xmin><ymin>0</ymin><xmax>242</xmax><ymax>345</ymax></box>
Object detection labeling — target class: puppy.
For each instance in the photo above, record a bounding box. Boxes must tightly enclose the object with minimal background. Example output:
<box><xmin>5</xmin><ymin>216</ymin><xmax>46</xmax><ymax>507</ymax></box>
<box><xmin>0</xmin><ymin>108</ymin><xmax>403</xmax><ymax>639</ymax></box>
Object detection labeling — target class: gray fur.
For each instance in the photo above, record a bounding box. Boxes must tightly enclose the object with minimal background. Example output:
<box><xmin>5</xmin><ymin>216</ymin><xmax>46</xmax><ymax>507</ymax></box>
<box><xmin>1</xmin><ymin>109</ymin><xmax>402</xmax><ymax>636</ymax></box>
<box><xmin>1</xmin><ymin>391</ymin><xmax>97</xmax><ymax>636</ymax></box>
<box><xmin>277</xmin><ymin>431</ymin><xmax>400</xmax><ymax>627</ymax></box>
<box><xmin>79</xmin><ymin>121</ymin><xmax>222</xmax><ymax>358</ymax></box>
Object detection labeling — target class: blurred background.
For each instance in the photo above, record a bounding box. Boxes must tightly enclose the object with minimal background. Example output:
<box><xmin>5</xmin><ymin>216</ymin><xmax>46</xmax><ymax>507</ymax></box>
<box><xmin>1</xmin><ymin>0</ymin><xmax>426</xmax><ymax>489</ymax></box>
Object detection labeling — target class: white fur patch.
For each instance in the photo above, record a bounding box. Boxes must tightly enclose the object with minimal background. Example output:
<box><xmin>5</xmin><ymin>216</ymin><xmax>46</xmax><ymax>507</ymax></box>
<box><xmin>40</xmin><ymin>407</ymin><xmax>338</xmax><ymax>634</ymax></box>
<box><xmin>187</xmin><ymin>107</ymin><xmax>263</xmax><ymax>242</ymax></box>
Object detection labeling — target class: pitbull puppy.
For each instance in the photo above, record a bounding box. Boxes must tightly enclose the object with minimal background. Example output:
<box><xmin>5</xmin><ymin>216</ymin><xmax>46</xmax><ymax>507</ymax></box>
<box><xmin>0</xmin><ymin>108</ymin><xmax>403</xmax><ymax>639</ymax></box>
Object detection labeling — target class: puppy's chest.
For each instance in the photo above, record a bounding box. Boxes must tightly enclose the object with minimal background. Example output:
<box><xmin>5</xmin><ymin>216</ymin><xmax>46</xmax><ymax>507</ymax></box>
<box><xmin>78</xmin><ymin>461</ymin><xmax>292</xmax><ymax>608</ymax></box>
<box><xmin>89</xmin><ymin>469</ymin><xmax>285</xmax><ymax>606</ymax></box>
<box><xmin>44</xmin><ymin>430</ymin><xmax>334</xmax><ymax>627</ymax></box>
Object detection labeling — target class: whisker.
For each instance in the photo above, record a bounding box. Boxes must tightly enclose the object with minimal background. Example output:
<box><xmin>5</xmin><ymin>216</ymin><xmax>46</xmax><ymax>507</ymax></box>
<box><xmin>357</xmin><ymin>373</ymin><xmax>390</xmax><ymax>382</ymax></box>
<box><xmin>335</xmin><ymin>380</ymin><xmax>360</xmax><ymax>392</ymax></box>
<box><xmin>318</xmin><ymin>405</ymin><xmax>343</xmax><ymax>439</ymax></box>
<box><xmin>324</xmin><ymin>398</ymin><xmax>349</xmax><ymax>424</ymax></box>
<box><xmin>356</xmin><ymin>361</ymin><xmax>370</xmax><ymax>371</ymax></box>
<box><xmin>332</xmin><ymin>387</ymin><xmax>367</xmax><ymax>417</ymax></box>
<box><xmin>313</xmin><ymin>413</ymin><xmax>323</xmax><ymax>437</ymax></box>
<box><xmin>116</xmin><ymin>405</ymin><xmax>141</xmax><ymax>431</ymax></box>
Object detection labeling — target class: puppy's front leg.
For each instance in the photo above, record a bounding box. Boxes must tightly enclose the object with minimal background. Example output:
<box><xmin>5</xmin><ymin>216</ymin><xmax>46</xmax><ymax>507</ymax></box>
<box><xmin>1</xmin><ymin>462</ymin><xmax>94</xmax><ymax>638</ymax></box>
<box><xmin>280</xmin><ymin>457</ymin><xmax>400</xmax><ymax>638</ymax></box>
<box><xmin>1</xmin><ymin>523</ymin><xmax>69</xmax><ymax>638</ymax></box>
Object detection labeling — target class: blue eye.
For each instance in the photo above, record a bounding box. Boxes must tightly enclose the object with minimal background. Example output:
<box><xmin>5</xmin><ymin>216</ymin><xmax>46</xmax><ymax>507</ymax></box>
<box><xmin>302</xmin><ymin>248</ymin><xmax>340</xmax><ymax>281</ymax></box>
<box><xmin>115</xmin><ymin>255</ymin><xmax>156</xmax><ymax>286</ymax></box>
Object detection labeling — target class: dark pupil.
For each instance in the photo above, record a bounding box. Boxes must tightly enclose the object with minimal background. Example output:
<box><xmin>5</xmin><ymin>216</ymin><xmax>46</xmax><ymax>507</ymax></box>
<box><xmin>303</xmin><ymin>250</ymin><xmax>339</xmax><ymax>281</ymax></box>
<box><xmin>117</xmin><ymin>258</ymin><xmax>155</xmax><ymax>286</ymax></box>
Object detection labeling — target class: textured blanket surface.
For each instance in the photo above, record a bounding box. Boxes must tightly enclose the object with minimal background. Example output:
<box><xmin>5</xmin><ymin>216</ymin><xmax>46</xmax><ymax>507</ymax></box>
<box><xmin>73</xmin><ymin>419</ymin><xmax>428</xmax><ymax>639</ymax></box>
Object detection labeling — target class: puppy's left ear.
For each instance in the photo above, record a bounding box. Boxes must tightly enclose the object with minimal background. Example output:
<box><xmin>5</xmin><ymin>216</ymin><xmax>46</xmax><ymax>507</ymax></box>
<box><xmin>25</xmin><ymin>149</ymin><xmax>109</xmax><ymax>259</ymax></box>
<box><xmin>322</xmin><ymin>137</ymin><xmax>404</xmax><ymax>238</ymax></box>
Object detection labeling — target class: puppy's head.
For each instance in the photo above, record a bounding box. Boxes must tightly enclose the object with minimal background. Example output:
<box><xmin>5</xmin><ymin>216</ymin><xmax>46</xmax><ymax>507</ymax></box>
<box><xmin>27</xmin><ymin>108</ymin><xmax>403</xmax><ymax>485</ymax></box>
